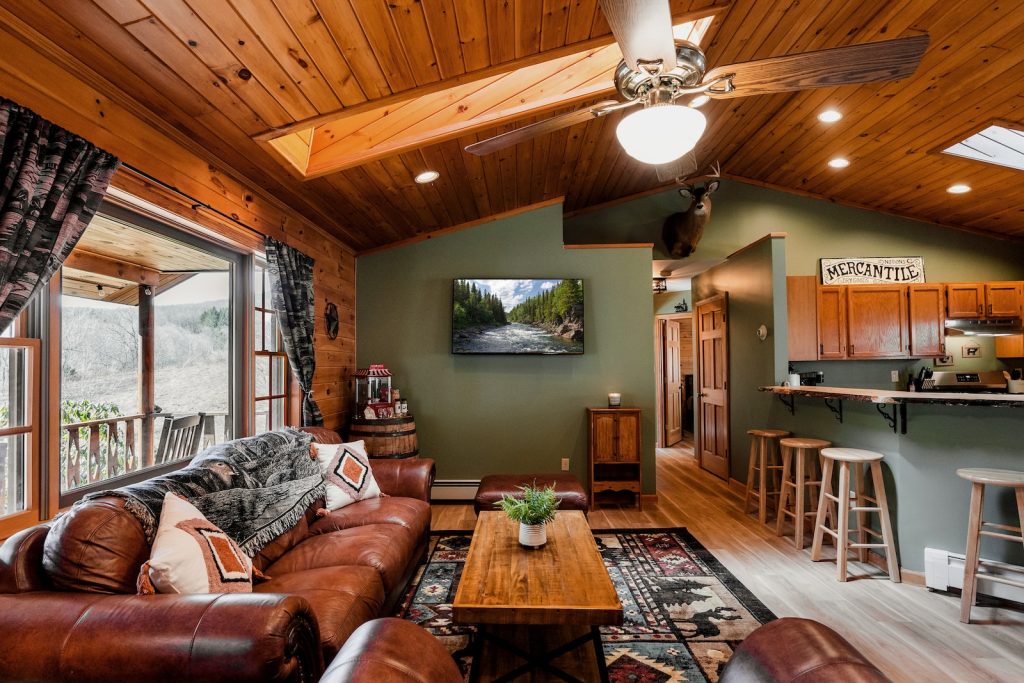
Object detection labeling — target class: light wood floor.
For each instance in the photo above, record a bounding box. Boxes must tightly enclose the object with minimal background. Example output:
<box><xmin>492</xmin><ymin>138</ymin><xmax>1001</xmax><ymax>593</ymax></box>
<box><xmin>432</xmin><ymin>445</ymin><xmax>1024</xmax><ymax>683</ymax></box>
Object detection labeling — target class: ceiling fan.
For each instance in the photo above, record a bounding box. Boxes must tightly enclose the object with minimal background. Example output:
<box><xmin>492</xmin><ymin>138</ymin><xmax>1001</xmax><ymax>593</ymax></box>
<box><xmin>465</xmin><ymin>0</ymin><xmax>929</xmax><ymax>176</ymax></box>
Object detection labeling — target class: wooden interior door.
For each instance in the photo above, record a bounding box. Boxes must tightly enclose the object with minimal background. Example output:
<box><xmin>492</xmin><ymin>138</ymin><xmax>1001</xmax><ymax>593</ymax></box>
<box><xmin>696</xmin><ymin>294</ymin><xmax>729</xmax><ymax>479</ymax></box>
<box><xmin>664</xmin><ymin>319</ymin><xmax>683</xmax><ymax>447</ymax></box>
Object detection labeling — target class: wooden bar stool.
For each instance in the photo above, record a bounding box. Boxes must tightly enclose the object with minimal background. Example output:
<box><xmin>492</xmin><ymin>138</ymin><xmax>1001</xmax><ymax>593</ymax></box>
<box><xmin>956</xmin><ymin>468</ymin><xmax>1024</xmax><ymax>624</ymax></box>
<box><xmin>775</xmin><ymin>437</ymin><xmax>832</xmax><ymax>549</ymax></box>
<box><xmin>743</xmin><ymin>429</ymin><xmax>790</xmax><ymax>525</ymax></box>
<box><xmin>810</xmin><ymin>448</ymin><xmax>900</xmax><ymax>583</ymax></box>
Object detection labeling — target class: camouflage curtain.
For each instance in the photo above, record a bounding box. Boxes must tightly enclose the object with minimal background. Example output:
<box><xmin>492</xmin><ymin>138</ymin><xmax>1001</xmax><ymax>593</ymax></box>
<box><xmin>0</xmin><ymin>98</ymin><xmax>119</xmax><ymax>333</ymax></box>
<box><xmin>264</xmin><ymin>236</ymin><xmax>323</xmax><ymax>426</ymax></box>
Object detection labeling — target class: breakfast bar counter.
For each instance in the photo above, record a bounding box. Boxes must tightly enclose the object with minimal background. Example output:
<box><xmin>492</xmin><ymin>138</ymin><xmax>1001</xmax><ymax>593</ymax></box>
<box><xmin>759</xmin><ymin>384</ymin><xmax>1024</xmax><ymax>408</ymax></box>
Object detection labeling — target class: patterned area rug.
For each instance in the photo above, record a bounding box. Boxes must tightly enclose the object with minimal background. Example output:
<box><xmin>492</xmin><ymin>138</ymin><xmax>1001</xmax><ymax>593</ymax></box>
<box><xmin>396</xmin><ymin>528</ymin><xmax>775</xmax><ymax>682</ymax></box>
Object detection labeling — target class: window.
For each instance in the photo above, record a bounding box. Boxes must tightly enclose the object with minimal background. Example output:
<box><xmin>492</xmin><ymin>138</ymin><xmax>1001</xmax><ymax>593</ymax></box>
<box><xmin>254</xmin><ymin>262</ymin><xmax>288</xmax><ymax>433</ymax></box>
<box><xmin>58</xmin><ymin>208</ymin><xmax>242</xmax><ymax>500</ymax></box>
<box><xmin>0</xmin><ymin>338</ymin><xmax>40</xmax><ymax>537</ymax></box>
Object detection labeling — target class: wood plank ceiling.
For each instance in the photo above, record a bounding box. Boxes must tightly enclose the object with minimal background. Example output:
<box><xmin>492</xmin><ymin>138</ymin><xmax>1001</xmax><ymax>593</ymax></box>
<box><xmin>4</xmin><ymin>0</ymin><xmax>1024</xmax><ymax>252</ymax></box>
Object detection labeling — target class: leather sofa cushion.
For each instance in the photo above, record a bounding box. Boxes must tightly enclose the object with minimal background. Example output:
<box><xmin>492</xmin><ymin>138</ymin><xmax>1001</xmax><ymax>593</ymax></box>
<box><xmin>309</xmin><ymin>497</ymin><xmax>430</xmax><ymax>537</ymax></box>
<box><xmin>255</xmin><ymin>566</ymin><xmax>384</xmax><ymax>658</ymax></box>
<box><xmin>43</xmin><ymin>498</ymin><xmax>150</xmax><ymax>594</ymax></box>
<box><xmin>265</xmin><ymin>524</ymin><xmax>418</xmax><ymax>596</ymax></box>
<box><xmin>253</xmin><ymin>503</ymin><xmax>322</xmax><ymax>572</ymax></box>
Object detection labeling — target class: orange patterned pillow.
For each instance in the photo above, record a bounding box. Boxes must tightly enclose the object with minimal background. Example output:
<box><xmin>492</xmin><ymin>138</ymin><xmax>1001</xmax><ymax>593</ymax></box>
<box><xmin>312</xmin><ymin>441</ymin><xmax>382</xmax><ymax>510</ymax></box>
<box><xmin>138</xmin><ymin>492</ymin><xmax>252</xmax><ymax>594</ymax></box>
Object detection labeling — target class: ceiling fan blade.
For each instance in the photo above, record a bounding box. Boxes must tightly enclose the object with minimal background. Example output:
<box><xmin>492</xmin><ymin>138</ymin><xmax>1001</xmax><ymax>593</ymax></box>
<box><xmin>655</xmin><ymin>151</ymin><xmax>698</xmax><ymax>182</ymax></box>
<box><xmin>704</xmin><ymin>34</ymin><xmax>930</xmax><ymax>99</ymax></box>
<box><xmin>599</xmin><ymin>0</ymin><xmax>677</xmax><ymax>73</ymax></box>
<box><xmin>464</xmin><ymin>100</ymin><xmax>622</xmax><ymax>156</ymax></box>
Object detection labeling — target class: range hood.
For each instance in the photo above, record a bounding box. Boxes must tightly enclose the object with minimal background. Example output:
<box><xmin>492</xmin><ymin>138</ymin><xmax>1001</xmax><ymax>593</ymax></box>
<box><xmin>944</xmin><ymin>318</ymin><xmax>1024</xmax><ymax>336</ymax></box>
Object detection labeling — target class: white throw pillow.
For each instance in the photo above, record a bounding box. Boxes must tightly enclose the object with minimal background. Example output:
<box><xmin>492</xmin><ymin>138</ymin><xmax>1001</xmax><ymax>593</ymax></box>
<box><xmin>139</xmin><ymin>492</ymin><xmax>252</xmax><ymax>594</ymax></box>
<box><xmin>312</xmin><ymin>441</ymin><xmax>382</xmax><ymax>511</ymax></box>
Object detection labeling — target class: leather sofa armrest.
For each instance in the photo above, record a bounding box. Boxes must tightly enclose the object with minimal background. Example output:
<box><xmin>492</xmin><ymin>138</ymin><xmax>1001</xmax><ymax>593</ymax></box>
<box><xmin>0</xmin><ymin>592</ymin><xmax>323</xmax><ymax>683</ymax></box>
<box><xmin>320</xmin><ymin>618</ymin><xmax>462</xmax><ymax>683</ymax></box>
<box><xmin>0</xmin><ymin>523</ymin><xmax>51</xmax><ymax>593</ymax></box>
<box><xmin>369</xmin><ymin>458</ymin><xmax>436</xmax><ymax>502</ymax></box>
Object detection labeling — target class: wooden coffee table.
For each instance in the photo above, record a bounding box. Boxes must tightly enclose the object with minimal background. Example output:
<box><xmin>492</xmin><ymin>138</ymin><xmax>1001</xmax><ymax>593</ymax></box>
<box><xmin>453</xmin><ymin>511</ymin><xmax>623</xmax><ymax>682</ymax></box>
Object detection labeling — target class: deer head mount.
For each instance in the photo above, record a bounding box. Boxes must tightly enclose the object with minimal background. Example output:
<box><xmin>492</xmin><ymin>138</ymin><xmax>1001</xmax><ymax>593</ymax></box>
<box><xmin>662</xmin><ymin>162</ymin><xmax>720</xmax><ymax>259</ymax></box>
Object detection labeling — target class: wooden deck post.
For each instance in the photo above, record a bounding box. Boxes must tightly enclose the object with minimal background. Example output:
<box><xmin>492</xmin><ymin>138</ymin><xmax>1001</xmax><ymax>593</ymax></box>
<box><xmin>138</xmin><ymin>285</ymin><xmax>155</xmax><ymax>466</ymax></box>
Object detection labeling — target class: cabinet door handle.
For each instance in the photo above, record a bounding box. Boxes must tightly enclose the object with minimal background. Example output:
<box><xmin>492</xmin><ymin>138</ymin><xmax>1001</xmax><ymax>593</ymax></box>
<box><xmin>819</xmin><ymin>343</ymin><xmax>824</xmax><ymax>355</ymax></box>
<box><xmin>849</xmin><ymin>344</ymin><xmax>855</xmax><ymax>354</ymax></box>
<box><xmin>988</xmin><ymin>304</ymin><xmax>993</xmax><ymax>315</ymax></box>
<box><xmin>978</xmin><ymin>304</ymin><xmax>983</xmax><ymax>314</ymax></box>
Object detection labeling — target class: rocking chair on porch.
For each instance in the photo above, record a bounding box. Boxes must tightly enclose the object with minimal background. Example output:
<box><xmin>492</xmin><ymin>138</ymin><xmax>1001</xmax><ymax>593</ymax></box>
<box><xmin>154</xmin><ymin>413</ymin><xmax>204</xmax><ymax>464</ymax></box>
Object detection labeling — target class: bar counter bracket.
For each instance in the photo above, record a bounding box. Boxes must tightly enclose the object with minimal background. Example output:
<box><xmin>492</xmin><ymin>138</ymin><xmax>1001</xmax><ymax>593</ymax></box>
<box><xmin>824</xmin><ymin>398</ymin><xmax>843</xmax><ymax>423</ymax></box>
<box><xmin>777</xmin><ymin>392</ymin><xmax>795</xmax><ymax>415</ymax></box>
<box><xmin>875</xmin><ymin>402</ymin><xmax>898</xmax><ymax>433</ymax></box>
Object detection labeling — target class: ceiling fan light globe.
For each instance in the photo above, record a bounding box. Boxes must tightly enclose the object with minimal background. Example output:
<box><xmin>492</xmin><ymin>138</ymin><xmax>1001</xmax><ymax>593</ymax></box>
<box><xmin>616</xmin><ymin>104</ymin><xmax>707</xmax><ymax>166</ymax></box>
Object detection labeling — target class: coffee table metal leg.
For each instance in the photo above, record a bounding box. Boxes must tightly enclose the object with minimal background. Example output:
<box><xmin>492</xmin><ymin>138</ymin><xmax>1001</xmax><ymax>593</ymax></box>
<box><xmin>592</xmin><ymin>627</ymin><xmax>609</xmax><ymax>683</ymax></box>
<box><xmin>452</xmin><ymin>628</ymin><xmax>482</xmax><ymax>682</ymax></box>
<box><xmin>468</xmin><ymin>625</ymin><xmax>604</xmax><ymax>683</ymax></box>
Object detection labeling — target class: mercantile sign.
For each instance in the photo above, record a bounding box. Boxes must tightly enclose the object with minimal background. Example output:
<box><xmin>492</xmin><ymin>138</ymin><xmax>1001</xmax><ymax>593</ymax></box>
<box><xmin>820</xmin><ymin>257</ymin><xmax>925</xmax><ymax>285</ymax></box>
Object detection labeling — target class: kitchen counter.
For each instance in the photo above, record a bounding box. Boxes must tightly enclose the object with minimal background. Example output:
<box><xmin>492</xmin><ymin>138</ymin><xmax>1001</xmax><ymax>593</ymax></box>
<box><xmin>759</xmin><ymin>384</ymin><xmax>1024</xmax><ymax>407</ymax></box>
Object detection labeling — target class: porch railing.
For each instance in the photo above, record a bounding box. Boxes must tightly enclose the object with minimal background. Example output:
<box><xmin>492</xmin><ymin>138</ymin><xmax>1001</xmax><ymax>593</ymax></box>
<box><xmin>62</xmin><ymin>414</ymin><xmax>144</xmax><ymax>490</ymax></box>
<box><xmin>61</xmin><ymin>412</ymin><xmax>231</xmax><ymax>491</ymax></box>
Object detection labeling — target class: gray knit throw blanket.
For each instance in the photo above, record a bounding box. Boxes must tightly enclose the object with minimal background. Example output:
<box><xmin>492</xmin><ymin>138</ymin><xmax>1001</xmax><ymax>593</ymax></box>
<box><xmin>83</xmin><ymin>428</ymin><xmax>324</xmax><ymax>557</ymax></box>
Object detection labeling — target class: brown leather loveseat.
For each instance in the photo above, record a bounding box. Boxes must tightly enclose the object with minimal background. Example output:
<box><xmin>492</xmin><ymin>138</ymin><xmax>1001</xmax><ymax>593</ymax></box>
<box><xmin>0</xmin><ymin>427</ymin><xmax>435</xmax><ymax>683</ymax></box>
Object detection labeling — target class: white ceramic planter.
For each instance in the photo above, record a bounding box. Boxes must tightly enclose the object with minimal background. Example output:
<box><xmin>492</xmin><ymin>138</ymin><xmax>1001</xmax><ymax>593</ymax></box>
<box><xmin>518</xmin><ymin>522</ymin><xmax>547</xmax><ymax>548</ymax></box>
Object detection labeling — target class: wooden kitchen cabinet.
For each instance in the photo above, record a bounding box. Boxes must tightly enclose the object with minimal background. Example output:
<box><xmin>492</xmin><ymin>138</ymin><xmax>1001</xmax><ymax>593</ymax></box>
<box><xmin>588</xmin><ymin>407</ymin><xmax>641</xmax><ymax>510</ymax></box>
<box><xmin>846</xmin><ymin>285</ymin><xmax>909</xmax><ymax>358</ymax></box>
<box><xmin>985</xmin><ymin>282</ymin><xmax>1022</xmax><ymax>318</ymax></box>
<box><xmin>996</xmin><ymin>335</ymin><xmax>1024</xmax><ymax>358</ymax></box>
<box><xmin>816</xmin><ymin>286</ymin><xmax>847</xmax><ymax>358</ymax></box>
<box><xmin>787</xmin><ymin>276</ymin><xmax>819</xmax><ymax>361</ymax></box>
<box><xmin>908</xmin><ymin>284</ymin><xmax>946</xmax><ymax>357</ymax></box>
<box><xmin>946</xmin><ymin>283</ymin><xmax>985</xmax><ymax>318</ymax></box>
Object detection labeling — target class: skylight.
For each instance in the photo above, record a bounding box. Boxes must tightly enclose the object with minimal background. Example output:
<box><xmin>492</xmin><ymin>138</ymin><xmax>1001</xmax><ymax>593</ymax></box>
<box><xmin>943</xmin><ymin>124</ymin><xmax>1024</xmax><ymax>171</ymax></box>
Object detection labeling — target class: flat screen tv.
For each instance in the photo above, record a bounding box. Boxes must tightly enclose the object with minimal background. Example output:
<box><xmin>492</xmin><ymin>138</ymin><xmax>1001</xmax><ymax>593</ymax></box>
<box><xmin>452</xmin><ymin>278</ymin><xmax>584</xmax><ymax>355</ymax></box>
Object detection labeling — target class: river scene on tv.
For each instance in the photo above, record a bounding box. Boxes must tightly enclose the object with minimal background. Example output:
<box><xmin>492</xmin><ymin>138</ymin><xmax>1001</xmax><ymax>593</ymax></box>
<box><xmin>452</xmin><ymin>279</ymin><xmax>584</xmax><ymax>354</ymax></box>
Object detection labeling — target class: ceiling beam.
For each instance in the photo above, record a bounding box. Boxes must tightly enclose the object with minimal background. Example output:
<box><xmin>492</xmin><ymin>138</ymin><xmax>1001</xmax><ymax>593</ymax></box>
<box><xmin>64</xmin><ymin>250</ymin><xmax>160</xmax><ymax>286</ymax></box>
<box><xmin>252</xmin><ymin>2</ymin><xmax>731</xmax><ymax>143</ymax></box>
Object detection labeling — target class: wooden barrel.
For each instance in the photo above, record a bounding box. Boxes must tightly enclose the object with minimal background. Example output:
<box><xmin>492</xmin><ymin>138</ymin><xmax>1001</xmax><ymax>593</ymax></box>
<box><xmin>348</xmin><ymin>415</ymin><xmax>418</xmax><ymax>458</ymax></box>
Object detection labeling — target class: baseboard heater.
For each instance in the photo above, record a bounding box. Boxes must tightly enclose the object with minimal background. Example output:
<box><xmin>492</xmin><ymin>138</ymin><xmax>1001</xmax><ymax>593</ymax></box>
<box><xmin>924</xmin><ymin>547</ymin><xmax>1024</xmax><ymax>604</ymax></box>
<box><xmin>431</xmin><ymin>479</ymin><xmax>481</xmax><ymax>501</ymax></box>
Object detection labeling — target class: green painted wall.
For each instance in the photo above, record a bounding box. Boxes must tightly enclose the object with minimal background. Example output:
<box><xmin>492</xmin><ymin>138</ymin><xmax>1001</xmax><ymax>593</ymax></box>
<box><xmin>570</xmin><ymin>180</ymin><xmax>1024</xmax><ymax>572</ymax></box>
<box><xmin>693</xmin><ymin>237</ymin><xmax>787</xmax><ymax>482</ymax></box>
<box><xmin>654</xmin><ymin>290</ymin><xmax>691</xmax><ymax>315</ymax></box>
<box><xmin>356</xmin><ymin>202</ymin><xmax>657</xmax><ymax>493</ymax></box>
<box><xmin>565</xmin><ymin>181</ymin><xmax>1024</xmax><ymax>281</ymax></box>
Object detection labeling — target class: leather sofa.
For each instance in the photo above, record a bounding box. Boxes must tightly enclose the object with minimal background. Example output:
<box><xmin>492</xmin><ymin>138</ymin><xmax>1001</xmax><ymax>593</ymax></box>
<box><xmin>719</xmin><ymin>617</ymin><xmax>891</xmax><ymax>682</ymax></box>
<box><xmin>0</xmin><ymin>427</ymin><xmax>435</xmax><ymax>683</ymax></box>
<box><xmin>319</xmin><ymin>618</ymin><xmax>462</xmax><ymax>683</ymax></box>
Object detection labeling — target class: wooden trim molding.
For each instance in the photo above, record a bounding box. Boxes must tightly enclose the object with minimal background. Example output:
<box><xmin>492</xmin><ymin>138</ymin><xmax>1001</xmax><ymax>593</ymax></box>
<box><xmin>563</xmin><ymin>243</ymin><xmax>655</xmax><ymax>250</ymax></box>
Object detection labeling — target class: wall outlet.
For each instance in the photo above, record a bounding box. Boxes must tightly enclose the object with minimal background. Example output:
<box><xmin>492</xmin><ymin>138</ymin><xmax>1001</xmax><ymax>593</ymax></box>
<box><xmin>891</xmin><ymin>370</ymin><xmax>900</xmax><ymax>382</ymax></box>
<box><xmin>561</xmin><ymin>458</ymin><xmax>570</xmax><ymax>471</ymax></box>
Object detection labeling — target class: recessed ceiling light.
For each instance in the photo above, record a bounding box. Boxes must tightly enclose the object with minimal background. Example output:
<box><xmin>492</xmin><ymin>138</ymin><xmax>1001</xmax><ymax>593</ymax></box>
<box><xmin>818</xmin><ymin>109</ymin><xmax>843</xmax><ymax>123</ymax></box>
<box><xmin>828</xmin><ymin>157</ymin><xmax>850</xmax><ymax>169</ymax></box>
<box><xmin>689</xmin><ymin>94</ymin><xmax>711</xmax><ymax>108</ymax></box>
<box><xmin>947</xmin><ymin>183</ymin><xmax>972</xmax><ymax>194</ymax></box>
<box><xmin>414</xmin><ymin>170</ymin><xmax>440</xmax><ymax>184</ymax></box>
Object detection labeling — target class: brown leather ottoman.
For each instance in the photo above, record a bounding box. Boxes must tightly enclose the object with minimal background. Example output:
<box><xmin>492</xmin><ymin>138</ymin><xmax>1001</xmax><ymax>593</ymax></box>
<box><xmin>474</xmin><ymin>473</ymin><xmax>588</xmax><ymax>516</ymax></box>
<box><xmin>720</xmin><ymin>617</ymin><xmax>890</xmax><ymax>682</ymax></box>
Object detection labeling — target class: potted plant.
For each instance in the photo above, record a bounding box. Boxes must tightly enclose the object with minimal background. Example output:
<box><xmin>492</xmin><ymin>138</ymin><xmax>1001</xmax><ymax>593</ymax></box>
<box><xmin>496</xmin><ymin>482</ymin><xmax>560</xmax><ymax>548</ymax></box>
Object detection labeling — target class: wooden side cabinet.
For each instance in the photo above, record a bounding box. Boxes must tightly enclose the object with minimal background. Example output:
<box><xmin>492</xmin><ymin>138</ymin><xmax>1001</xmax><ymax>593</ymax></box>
<box><xmin>787</xmin><ymin>276</ymin><xmax>819</xmax><ymax>360</ymax></box>
<box><xmin>985</xmin><ymin>282</ymin><xmax>1022</xmax><ymax>318</ymax></box>
<box><xmin>946</xmin><ymin>283</ymin><xmax>985</xmax><ymax>318</ymax></box>
<box><xmin>846</xmin><ymin>285</ymin><xmax>909</xmax><ymax>358</ymax></box>
<box><xmin>588</xmin><ymin>407</ymin><xmax>642</xmax><ymax>511</ymax></box>
<box><xmin>908</xmin><ymin>284</ymin><xmax>946</xmax><ymax>357</ymax></box>
<box><xmin>996</xmin><ymin>335</ymin><xmax>1024</xmax><ymax>358</ymax></box>
<box><xmin>816</xmin><ymin>285</ymin><xmax>847</xmax><ymax>359</ymax></box>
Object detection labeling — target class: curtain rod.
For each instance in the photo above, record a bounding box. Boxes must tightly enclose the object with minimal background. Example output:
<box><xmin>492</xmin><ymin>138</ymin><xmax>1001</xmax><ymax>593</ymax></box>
<box><xmin>121</xmin><ymin>163</ymin><xmax>266</xmax><ymax>241</ymax></box>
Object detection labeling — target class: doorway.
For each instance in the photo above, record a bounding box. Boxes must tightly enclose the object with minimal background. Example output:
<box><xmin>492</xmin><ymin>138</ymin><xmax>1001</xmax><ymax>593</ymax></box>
<box><xmin>696</xmin><ymin>294</ymin><xmax>729</xmax><ymax>479</ymax></box>
<box><xmin>654</xmin><ymin>313</ymin><xmax>694</xmax><ymax>448</ymax></box>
